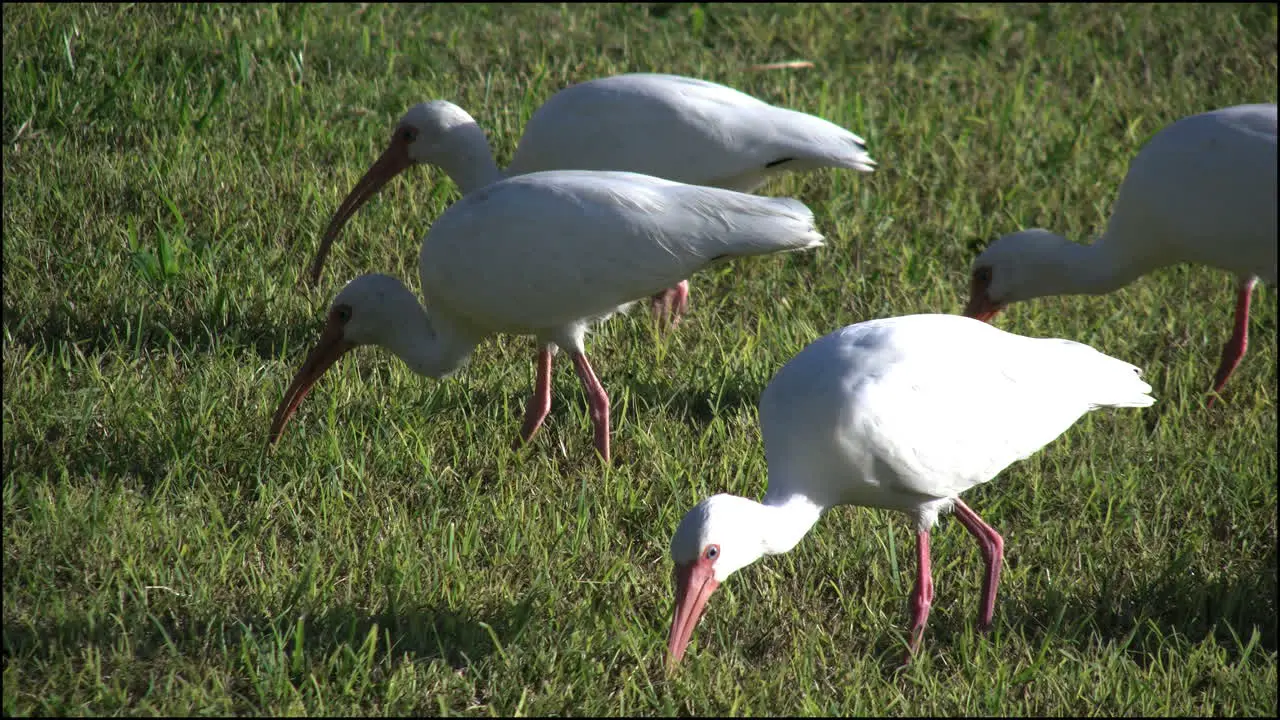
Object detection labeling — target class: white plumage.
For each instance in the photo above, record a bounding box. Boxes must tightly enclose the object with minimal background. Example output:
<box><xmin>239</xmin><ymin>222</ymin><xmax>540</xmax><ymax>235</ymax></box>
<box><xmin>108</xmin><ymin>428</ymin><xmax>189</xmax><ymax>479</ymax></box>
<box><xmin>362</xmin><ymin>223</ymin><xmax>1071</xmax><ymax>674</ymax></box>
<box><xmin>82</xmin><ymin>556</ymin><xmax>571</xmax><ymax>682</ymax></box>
<box><xmin>965</xmin><ymin>103</ymin><xmax>1277</xmax><ymax>405</ymax></box>
<box><xmin>307</xmin><ymin>73</ymin><xmax>875</xmax><ymax>324</ymax></box>
<box><xmin>507</xmin><ymin>74</ymin><xmax>877</xmax><ymax>191</ymax></box>
<box><xmin>270</xmin><ymin>170</ymin><xmax>824</xmax><ymax>463</ymax></box>
<box><xmin>667</xmin><ymin>314</ymin><xmax>1154</xmax><ymax>666</ymax></box>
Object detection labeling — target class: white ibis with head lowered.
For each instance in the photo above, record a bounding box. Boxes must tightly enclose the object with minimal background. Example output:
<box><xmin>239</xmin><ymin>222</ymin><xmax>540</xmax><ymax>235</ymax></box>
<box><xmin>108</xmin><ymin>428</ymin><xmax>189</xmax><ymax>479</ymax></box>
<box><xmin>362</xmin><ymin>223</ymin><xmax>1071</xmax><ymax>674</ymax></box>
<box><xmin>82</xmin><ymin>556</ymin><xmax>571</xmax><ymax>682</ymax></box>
<box><xmin>307</xmin><ymin>72</ymin><xmax>875</xmax><ymax>324</ymax></box>
<box><xmin>667</xmin><ymin>314</ymin><xmax>1155</xmax><ymax>666</ymax></box>
<box><xmin>270</xmin><ymin>170</ymin><xmax>825</xmax><ymax>463</ymax></box>
<box><xmin>964</xmin><ymin>103</ymin><xmax>1277</xmax><ymax>406</ymax></box>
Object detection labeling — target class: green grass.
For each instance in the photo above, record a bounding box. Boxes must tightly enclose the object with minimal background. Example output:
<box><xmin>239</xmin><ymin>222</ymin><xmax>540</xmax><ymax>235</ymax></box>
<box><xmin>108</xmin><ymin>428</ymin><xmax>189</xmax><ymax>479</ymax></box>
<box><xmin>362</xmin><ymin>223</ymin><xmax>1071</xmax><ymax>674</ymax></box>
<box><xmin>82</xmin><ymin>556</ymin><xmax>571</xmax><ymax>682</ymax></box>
<box><xmin>3</xmin><ymin>3</ymin><xmax>1276</xmax><ymax>715</ymax></box>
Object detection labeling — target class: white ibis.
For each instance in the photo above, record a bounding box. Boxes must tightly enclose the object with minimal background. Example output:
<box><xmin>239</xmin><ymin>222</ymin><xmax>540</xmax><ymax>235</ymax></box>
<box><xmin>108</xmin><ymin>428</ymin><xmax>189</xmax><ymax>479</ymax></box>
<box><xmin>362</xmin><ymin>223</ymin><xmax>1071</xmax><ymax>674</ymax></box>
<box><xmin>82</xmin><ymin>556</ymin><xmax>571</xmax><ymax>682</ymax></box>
<box><xmin>307</xmin><ymin>73</ymin><xmax>876</xmax><ymax>324</ymax></box>
<box><xmin>964</xmin><ymin>103</ymin><xmax>1277</xmax><ymax>406</ymax></box>
<box><xmin>270</xmin><ymin>170</ymin><xmax>825</xmax><ymax>463</ymax></box>
<box><xmin>667</xmin><ymin>314</ymin><xmax>1155</xmax><ymax>666</ymax></box>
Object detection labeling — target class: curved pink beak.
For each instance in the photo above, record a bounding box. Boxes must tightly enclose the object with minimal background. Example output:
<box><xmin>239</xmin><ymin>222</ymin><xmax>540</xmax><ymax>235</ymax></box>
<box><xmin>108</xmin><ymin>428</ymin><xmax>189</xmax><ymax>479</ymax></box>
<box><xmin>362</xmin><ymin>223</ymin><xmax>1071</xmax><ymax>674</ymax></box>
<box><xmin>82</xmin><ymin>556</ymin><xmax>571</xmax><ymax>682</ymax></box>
<box><xmin>306</xmin><ymin>136</ymin><xmax>414</xmax><ymax>286</ymax></box>
<box><xmin>667</xmin><ymin>558</ymin><xmax>720</xmax><ymax>668</ymax></box>
<box><xmin>962</xmin><ymin>274</ymin><xmax>1004</xmax><ymax>323</ymax></box>
<box><xmin>267</xmin><ymin>318</ymin><xmax>356</xmax><ymax>446</ymax></box>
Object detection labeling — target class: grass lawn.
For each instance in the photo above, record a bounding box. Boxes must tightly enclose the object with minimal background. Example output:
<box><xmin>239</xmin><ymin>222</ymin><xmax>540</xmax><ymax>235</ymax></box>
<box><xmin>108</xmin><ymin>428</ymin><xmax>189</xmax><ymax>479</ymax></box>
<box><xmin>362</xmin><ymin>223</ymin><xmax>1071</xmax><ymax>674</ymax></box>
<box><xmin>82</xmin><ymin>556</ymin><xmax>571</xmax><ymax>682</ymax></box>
<box><xmin>3</xmin><ymin>3</ymin><xmax>1276</xmax><ymax>715</ymax></box>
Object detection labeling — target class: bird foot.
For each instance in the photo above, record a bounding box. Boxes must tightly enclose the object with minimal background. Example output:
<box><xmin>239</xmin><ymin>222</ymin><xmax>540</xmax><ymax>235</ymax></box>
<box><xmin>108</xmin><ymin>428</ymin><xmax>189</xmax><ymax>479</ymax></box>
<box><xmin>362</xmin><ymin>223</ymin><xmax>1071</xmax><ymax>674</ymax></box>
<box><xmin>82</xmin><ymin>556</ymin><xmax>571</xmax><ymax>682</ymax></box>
<box><xmin>900</xmin><ymin>642</ymin><xmax>921</xmax><ymax>668</ymax></box>
<box><xmin>649</xmin><ymin>281</ymin><xmax>690</xmax><ymax>331</ymax></box>
<box><xmin>902</xmin><ymin>627</ymin><xmax>926</xmax><ymax>666</ymax></box>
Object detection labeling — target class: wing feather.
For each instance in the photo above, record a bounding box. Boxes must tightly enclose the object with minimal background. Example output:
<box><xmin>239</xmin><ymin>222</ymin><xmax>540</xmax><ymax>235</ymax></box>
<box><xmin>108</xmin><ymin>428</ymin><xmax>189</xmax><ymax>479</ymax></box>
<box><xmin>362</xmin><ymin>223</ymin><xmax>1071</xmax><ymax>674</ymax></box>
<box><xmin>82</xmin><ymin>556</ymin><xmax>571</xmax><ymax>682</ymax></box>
<box><xmin>507</xmin><ymin>73</ymin><xmax>874</xmax><ymax>191</ymax></box>
<box><xmin>418</xmin><ymin>171</ymin><xmax>823</xmax><ymax>333</ymax></box>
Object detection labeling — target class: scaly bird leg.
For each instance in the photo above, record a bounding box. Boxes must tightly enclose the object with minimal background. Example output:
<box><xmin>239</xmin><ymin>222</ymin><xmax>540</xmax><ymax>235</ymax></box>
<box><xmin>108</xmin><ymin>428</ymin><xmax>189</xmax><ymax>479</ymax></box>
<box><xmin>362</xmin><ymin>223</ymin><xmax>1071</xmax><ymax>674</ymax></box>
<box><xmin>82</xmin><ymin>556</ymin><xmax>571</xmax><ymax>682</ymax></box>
<box><xmin>514</xmin><ymin>346</ymin><xmax>554</xmax><ymax>450</ymax></box>
<box><xmin>1207</xmin><ymin>276</ymin><xmax>1256</xmax><ymax>407</ymax></box>
<box><xmin>950</xmin><ymin>499</ymin><xmax>1004</xmax><ymax>631</ymax></box>
<box><xmin>906</xmin><ymin>529</ymin><xmax>935</xmax><ymax>662</ymax></box>
<box><xmin>570</xmin><ymin>351</ymin><xmax>611</xmax><ymax>463</ymax></box>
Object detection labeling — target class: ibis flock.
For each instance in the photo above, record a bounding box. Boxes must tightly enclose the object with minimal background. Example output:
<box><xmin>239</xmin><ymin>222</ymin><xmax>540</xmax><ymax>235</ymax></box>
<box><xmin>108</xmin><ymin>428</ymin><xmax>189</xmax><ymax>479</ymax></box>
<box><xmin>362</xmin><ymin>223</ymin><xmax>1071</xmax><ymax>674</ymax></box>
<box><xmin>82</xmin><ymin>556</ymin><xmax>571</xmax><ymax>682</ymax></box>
<box><xmin>265</xmin><ymin>73</ymin><xmax>1277</xmax><ymax>667</ymax></box>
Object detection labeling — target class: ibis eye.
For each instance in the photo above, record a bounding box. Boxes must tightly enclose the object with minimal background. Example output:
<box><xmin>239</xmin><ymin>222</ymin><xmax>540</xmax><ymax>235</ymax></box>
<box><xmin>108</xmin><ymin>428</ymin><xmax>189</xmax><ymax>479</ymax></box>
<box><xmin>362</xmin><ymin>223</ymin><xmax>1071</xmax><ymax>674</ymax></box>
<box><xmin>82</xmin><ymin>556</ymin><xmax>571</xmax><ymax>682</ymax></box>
<box><xmin>974</xmin><ymin>266</ymin><xmax>992</xmax><ymax>284</ymax></box>
<box><xmin>398</xmin><ymin>127</ymin><xmax>417</xmax><ymax>144</ymax></box>
<box><xmin>334</xmin><ymin>305</ymin><xmax>352</xmax><ymax>323</ymax></box>
<box><xmin>703</xmin><ymin>544</ymin><xmax>720</xmax><ymax>561</ymax></box>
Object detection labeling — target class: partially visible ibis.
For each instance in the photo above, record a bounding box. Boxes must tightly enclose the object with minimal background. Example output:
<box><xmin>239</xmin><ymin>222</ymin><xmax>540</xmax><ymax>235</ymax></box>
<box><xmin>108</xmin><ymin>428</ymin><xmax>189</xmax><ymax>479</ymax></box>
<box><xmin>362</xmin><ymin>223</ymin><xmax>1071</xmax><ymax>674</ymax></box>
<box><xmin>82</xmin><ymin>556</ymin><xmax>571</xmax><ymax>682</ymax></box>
<box><xmin>965</xmin><ymin>103</ymin><xmax>1277</xmax><ymax>406</ymax></box>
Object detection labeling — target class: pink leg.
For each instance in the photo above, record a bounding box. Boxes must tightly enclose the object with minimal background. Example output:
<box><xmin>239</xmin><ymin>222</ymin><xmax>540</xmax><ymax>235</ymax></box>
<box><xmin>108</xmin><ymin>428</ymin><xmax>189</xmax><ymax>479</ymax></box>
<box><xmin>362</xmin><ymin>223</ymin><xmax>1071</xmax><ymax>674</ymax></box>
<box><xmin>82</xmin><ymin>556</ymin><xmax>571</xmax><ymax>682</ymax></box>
<box><xmin>514</xmin><ymin>347</ymin><xmax>554</xmax><ymax>449</ymax></box>
<box><xmin>906</xmin><ymin>530</ymin><xmax>934</xmax><ymax>660</ymax></box>
<box><xmin>649</xmin><ymin>280</ymin><xmax>691</xmax><ymax>330</ymax></box>
<box><xmin>951</xmin><ymin>499</ymin><xmax>1004</xmax><ymax>631</ymax></box>
<box><xmin>569</xmin><ymin>352</ymin><xmax>611</xmax><ymax>463</ymax></box>
<box><xmin>671</xmin><ymin>280</ymin><xmax>689</xmax><ymax>322</ymax></box>
<box><xmin>1206</xmin><ymin>277</ymin><xmax>1256</xmax><ymax>407</ymax></box>
<box><xmin>648</xmin><ymin>291</ymin><xmax>670</xmax><ymax>325</ymax></box>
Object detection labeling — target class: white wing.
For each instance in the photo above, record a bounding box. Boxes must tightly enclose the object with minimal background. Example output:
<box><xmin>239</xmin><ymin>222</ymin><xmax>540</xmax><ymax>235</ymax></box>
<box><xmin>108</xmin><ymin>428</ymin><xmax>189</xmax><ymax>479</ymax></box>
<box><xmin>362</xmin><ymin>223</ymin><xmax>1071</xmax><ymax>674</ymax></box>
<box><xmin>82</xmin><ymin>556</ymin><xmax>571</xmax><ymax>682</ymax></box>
<box><xmin>419</xmin><ymin>170</ymin><xmax>824</xmax><ymax>337</ymax></box>
<box><xmin>506</xmin><ymin>74</ymin><xmax>875</xmax><ymax>192</ymax></box>
<box><xmin>761</xmin><ymin>315</ymin><xmax>1153</xmax><ymax>506</ymax></box>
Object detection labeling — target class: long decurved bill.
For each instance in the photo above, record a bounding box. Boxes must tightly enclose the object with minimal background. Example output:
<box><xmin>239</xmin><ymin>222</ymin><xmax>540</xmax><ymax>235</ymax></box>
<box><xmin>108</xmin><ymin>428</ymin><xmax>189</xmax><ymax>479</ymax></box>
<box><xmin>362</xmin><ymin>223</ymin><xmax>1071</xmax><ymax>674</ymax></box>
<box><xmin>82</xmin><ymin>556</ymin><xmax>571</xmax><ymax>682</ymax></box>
<box><xmin>962</xmin><ymin>275</ymin><xmax>1003</xmax><ymax>322</ymax></box>
<box><xmin>306</xmin><ymin>139</ymin><xmax>414</xmax><ymax>285</ymax></box>
<box><xmin>667</xmin><ymin>560</ymin><xmax>720</xmax><ymax>667</ymax></box>
<box><xmin>962</xmin><ymin>297</ymin><xmax>1002</xmax><ymax>323</ymax></box>
<box><xmin>267</xmin><ymin>320</ymin><xmax>356</xmax><ymax>446</ymax></box>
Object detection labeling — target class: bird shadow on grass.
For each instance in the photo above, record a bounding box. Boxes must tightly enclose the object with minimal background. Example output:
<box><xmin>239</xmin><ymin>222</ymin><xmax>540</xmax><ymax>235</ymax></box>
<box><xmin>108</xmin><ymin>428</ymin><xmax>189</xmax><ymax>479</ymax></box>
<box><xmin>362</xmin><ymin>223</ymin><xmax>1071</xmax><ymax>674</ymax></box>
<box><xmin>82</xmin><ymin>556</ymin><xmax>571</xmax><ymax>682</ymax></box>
<box><xmin>1009</xmin><ymin>549</ymin><xmax>1278</xmax><ymax>666</ymax></box>
<box><xmin>2</xmin><ymin>297</ymin><xmax>308</xmax><ymax>363</ymax></box>
<box><xmin>4</xmin><ymin>422</ymin><xmax>173</xmax><ymax>490</ymax></box>
<box><xmin>619</xmin><ymin>375</ymin><xmax>764</xmax><ymax>430</ymax></box>
<box><xmin>496</xmin><ymin>357</ymin><xmax>763</xmax><ymax>431</ymax></box>
<box><xmin>865</xmin><ymin>545</ymin><xmax>1277</xmax><ymax>676</ymax></box>
<box><xmin>6</xmin><ymin>393</ymin><xmax>278</xmax><ymax>493</ymax></box>
<box><xmin>3</xmin><ymin>592</ymin><xmax>540</xmax><ymax>672</ymax></box>
<box><xmin>484</xmin><ymin>373</ymin><xmax>761</xmax><ymax>480</ymax></box>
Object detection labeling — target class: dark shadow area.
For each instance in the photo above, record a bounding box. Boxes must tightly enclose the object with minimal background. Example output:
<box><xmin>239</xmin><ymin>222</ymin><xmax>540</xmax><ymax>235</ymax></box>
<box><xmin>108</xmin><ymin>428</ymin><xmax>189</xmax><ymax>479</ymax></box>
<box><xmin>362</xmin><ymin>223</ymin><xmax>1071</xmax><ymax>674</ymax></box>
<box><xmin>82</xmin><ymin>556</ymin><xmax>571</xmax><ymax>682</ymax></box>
<box><xmin>1009</xmin><ymin>548</ymin><xmax>1278</xmax><ymax>664</ymax></box>
<box><xmin>485</xmin><ymin>371</ymin><xmax>763</xmax><ymax>474</ymax></box>
<box><xmin>3</xmin><ymin>592</ymin><xmax>540</xmax><ymax>672</ymax></box>
<box><xmin>2</xmin><ymin>297</ymin><xmax>313</xmax><ymax>364</ymax></box>
<box><xmin>863</xmin><ymin>543</ymin><xmax>1277</xmax><ymax>675</ymax></box>
<box><xmin>613</xmin><ymin>376</ymin><xmax>764</xmax><ymax>430</ymax></box>
<box><xmin>3</xmin><ymin>420</ymin><xmax>174</xmax><ymax>490</ymax></box>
